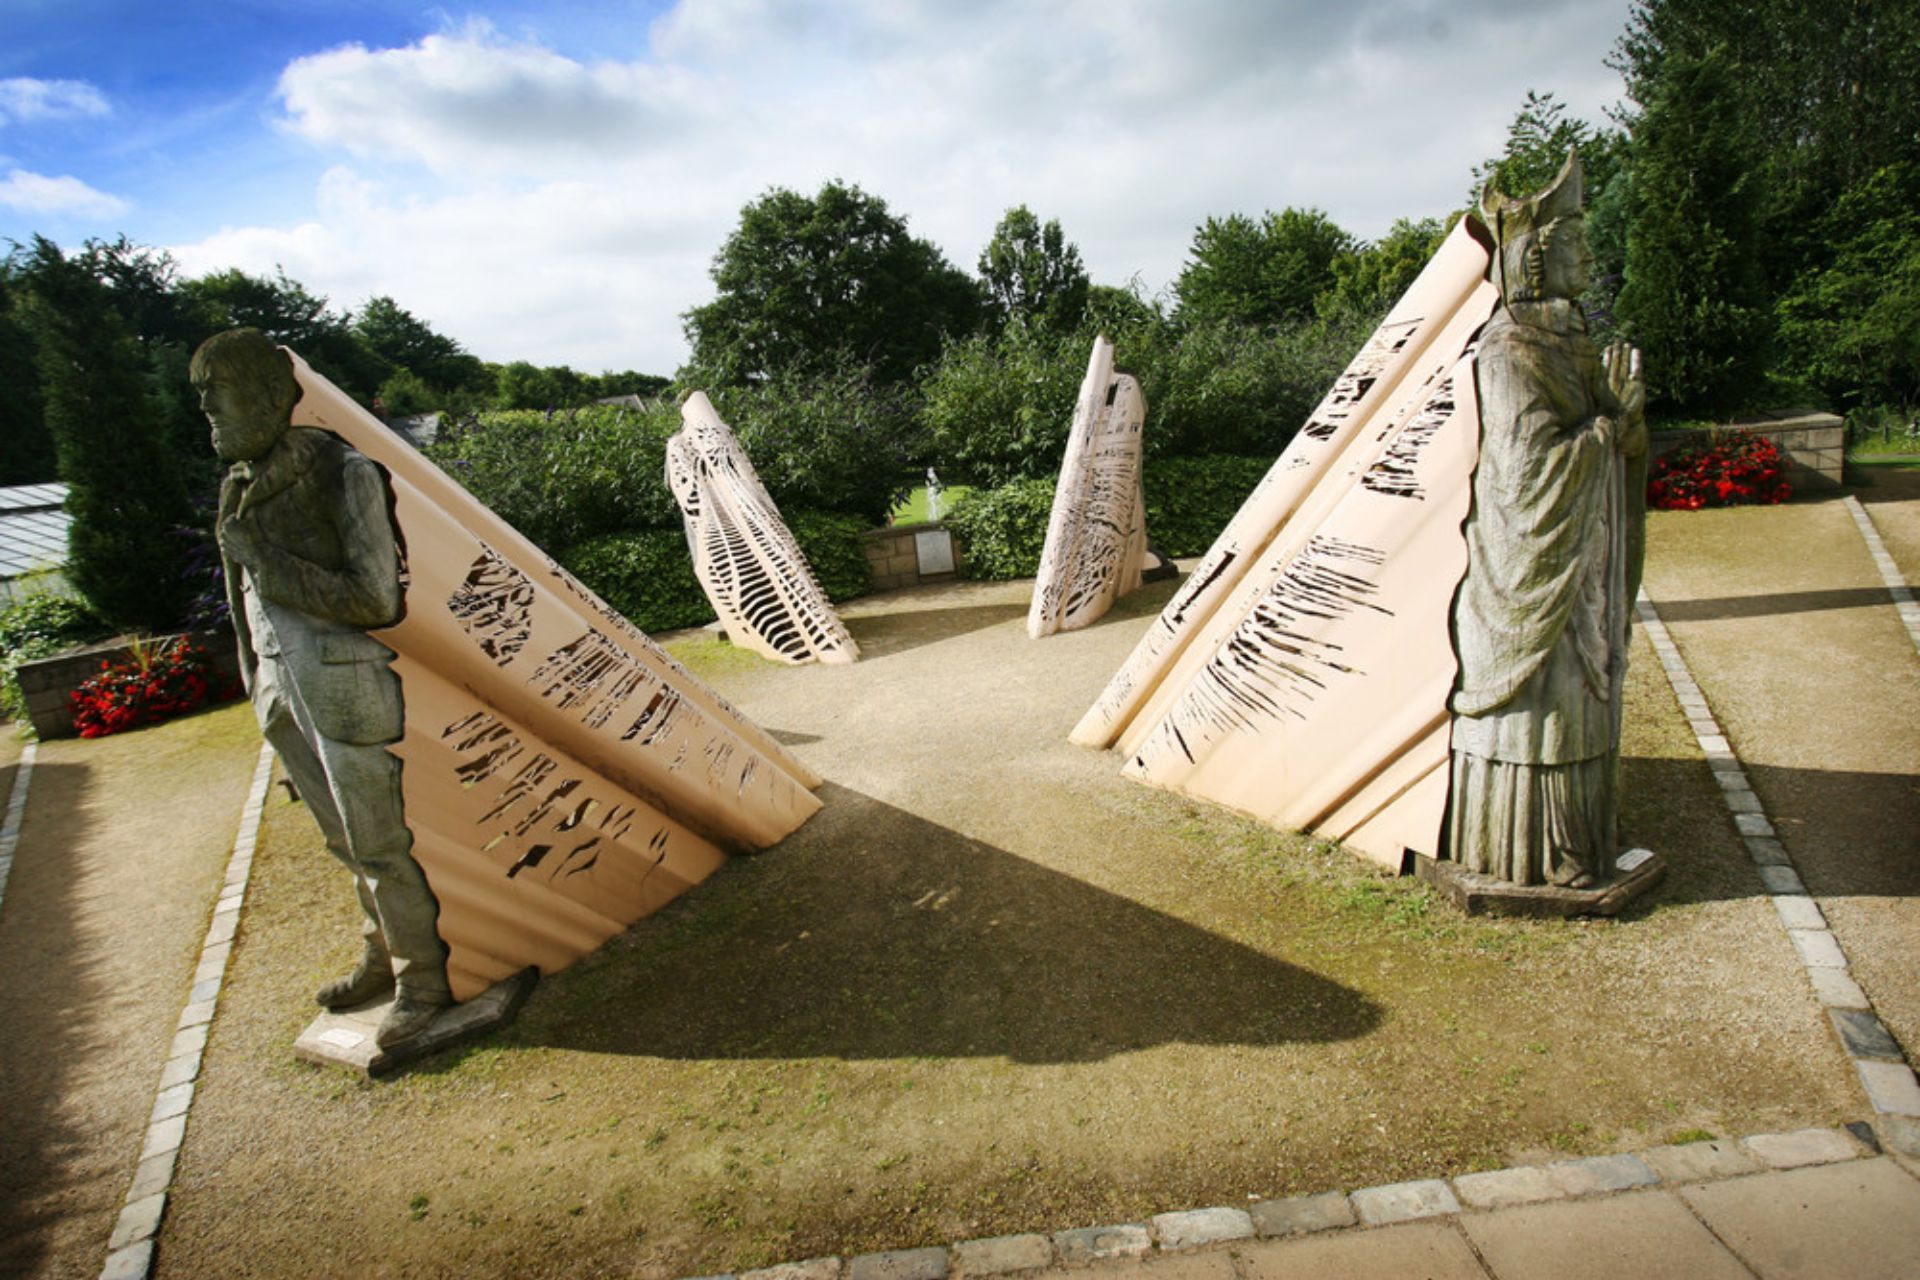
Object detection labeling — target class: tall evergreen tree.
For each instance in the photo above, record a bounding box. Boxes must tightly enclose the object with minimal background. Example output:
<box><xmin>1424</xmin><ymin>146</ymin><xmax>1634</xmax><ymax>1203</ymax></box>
<box><xmin>1615</xmin><ymin>49</ymin><xmax>1771</xmax><ymax>413</ymax></box>
<box><xmin>17</xmin><ymin>237</ymin><xmax>193</xmax><ymax>630</ymax></box>
<box><xmin>0</xmin><ymin>263</ymin><xmax>53</xmax><ymax>485</ymax></box>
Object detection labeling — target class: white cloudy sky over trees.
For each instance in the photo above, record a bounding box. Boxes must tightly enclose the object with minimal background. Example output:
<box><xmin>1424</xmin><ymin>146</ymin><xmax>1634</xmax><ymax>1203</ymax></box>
<box><xmin>1</xmin><ymin>0</ymin><xmax>1632</xmax><ymax>372</ymax></box>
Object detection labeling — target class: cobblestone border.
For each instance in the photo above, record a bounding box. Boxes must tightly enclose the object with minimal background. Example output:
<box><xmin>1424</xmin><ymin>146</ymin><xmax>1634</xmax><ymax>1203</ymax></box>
<box><xmin>99</xmin><ymin>741</ymin><xmax>275</xmax><ymax>1280</ymax></box>
<box><xmin>1635</xmin><ymin>590</ymin><xmax>1920</xmax><ymax>1138</ymax></box>
<box><xmin>0</xmin><ymin>741</ymin><xmax>36</xmax><ymax>916</ymax></box>
<box><xmin>691</xmin><ymin>1126</ymin><xmax>1883</xmax><ymax>1280</ymax></box>
<box><xmin>1844</xmin><ymin>495</ymin><xmax>1920</xmax><ymax>657</ymax></box>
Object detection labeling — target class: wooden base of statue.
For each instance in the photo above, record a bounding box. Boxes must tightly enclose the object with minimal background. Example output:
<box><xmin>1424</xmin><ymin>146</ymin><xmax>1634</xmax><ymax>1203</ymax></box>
<box><xmin>1412</xmin><ymin>847</ymin><xmax>1665</xmax><ymax>918</ymax></box>
<box><xmin>294</xmin><ymin>967</ymin><xmax>538</xmax><ymax>1078</ymax></box>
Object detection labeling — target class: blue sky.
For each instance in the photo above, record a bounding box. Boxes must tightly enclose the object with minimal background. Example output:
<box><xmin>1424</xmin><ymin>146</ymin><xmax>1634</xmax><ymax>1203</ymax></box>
<box><xmin>0</xmin><ymin>1</ymin><xmax>1634</xmax><ymax>373</ymax></box>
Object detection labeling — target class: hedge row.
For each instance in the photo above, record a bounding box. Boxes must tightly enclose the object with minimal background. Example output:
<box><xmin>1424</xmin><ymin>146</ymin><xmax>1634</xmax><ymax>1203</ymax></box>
<box><xmin>558</xmin><ymin>509</ymin><xmax>874</xmax><ymax>635</ymax></box>
<box><xmin>944</xmin><ymin>453</ymin><xmax>1270</xmax><ymax>581</ymax></box>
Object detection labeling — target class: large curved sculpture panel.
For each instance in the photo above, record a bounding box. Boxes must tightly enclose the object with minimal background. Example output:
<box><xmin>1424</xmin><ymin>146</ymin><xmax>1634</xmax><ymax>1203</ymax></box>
<box><xmin>287</xmin><ymin>356</ymin><xmax>825</xmax><ymax>1000</ymax></box>
<box><xmin>1071</xmin><ymin>220</ymin><xmax>1499</xmax><ymax>867</ymax></box>
<box><xmin>667</xmin><ymin>393</ymin><xmax>858</xmax><ymax>666</ymax></box>
<box><xmin>1028</xmin><ymin>335</ymin><xmax>1149</xmax><ymax>639</ymax></box>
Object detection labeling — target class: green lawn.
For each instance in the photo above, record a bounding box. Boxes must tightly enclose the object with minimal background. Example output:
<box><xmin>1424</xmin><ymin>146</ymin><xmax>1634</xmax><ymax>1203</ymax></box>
<box><xmin>889</xmin><ymin>484</ymin><xmax>972</xmax><ymax>526</ymax></box>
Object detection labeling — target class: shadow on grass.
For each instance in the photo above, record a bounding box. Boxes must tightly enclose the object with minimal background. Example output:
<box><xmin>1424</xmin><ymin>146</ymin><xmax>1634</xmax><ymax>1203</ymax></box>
<box><xmin>1652</xmin><ymin>586</ymin><xmax>1903</xmax><ymax>622</ymax></box>
<box><xmin>0</xmin><ymin>761</ymin><xmax>97</xmax><ymax>1278</ymax></box>
<box><xmin>512</xmin><ymin>782</ymin><xmax>1382</xmax><ymax>1064</ymax></box>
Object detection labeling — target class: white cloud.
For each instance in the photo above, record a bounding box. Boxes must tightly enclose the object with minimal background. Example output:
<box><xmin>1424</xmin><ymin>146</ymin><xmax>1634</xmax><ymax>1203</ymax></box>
<box><xmin>0</xmin><ymin>77</ymin><xmax>110</xmax><ymax>126</ymax></box>
<box><xmin>177</xmin><ymin>0</ymin><xmax>1634</xmax><ymax>372</ymax></box>
<box><xmin>0</xmin><ymin>168</ymin><xmax>128</xmax><ymax>218</ymax></box>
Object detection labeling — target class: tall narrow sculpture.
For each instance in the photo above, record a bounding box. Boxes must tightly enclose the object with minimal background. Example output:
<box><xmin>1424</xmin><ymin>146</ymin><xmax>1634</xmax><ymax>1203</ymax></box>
<box><xmin>667</xmin><ymin>393</ymin><xmax>859</xmax><ymax>666</ymax></box>
<box><xmin>1447</xmin><ymin>152</ymin><xmax>1647</xmax><ymax>888</ymax></box>
<box><xmin>1028</xmin><ymin>335</ymin><xmax>1148</xmax><ymax>639</ymax></box>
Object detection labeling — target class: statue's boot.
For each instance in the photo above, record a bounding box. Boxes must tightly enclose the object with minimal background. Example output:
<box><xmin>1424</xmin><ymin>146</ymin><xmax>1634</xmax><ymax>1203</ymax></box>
<box><xmin>376</xmin><ymin>990</ymin><xmax>455</xmax><ymax>1048</ymax></box>
<box><xmin>316</xmin><ymin>941</ymin><xmax>395</xmax><ymax>1009</ymax></box>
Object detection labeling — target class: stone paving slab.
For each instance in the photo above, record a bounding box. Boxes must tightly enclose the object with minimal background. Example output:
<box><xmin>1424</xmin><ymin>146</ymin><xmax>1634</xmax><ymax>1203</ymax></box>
<box><xmin>1148</xmin><ymin>1208</ymin><xmax>1252</xmax><ymax>1251</ymax></box>
<box><xmin>1453</xmin><ymin>1165</ymin><xmax>1561</xmax><ymax>1209</ymax></box>
<box><xmin>1034</xmin><ymin>1254</ymin><xmax>1234</xmax><ymax>1280</ymax></box>
<box><xmin>1637</xmin><ymin>1139</ymin><xmax>1759</xmax><ymax>1184</ymax></box>
<box><xmin>950</xmin><ymin>1234</ymin><xmax>1051</xmax><ymax>1277</ymax></box>
<box><xmin>1350</xmin><ymin>1178</ymin><xmax>1460</xmax><ymax>1225</ymax></box>
<box><xmin>1460</xmin><ymin>1190</ymin><xmax>1752</xmax><ymax>1280</ymax></box>
<box><xmin>1235</xmin><ymin>1221</ymin><xmax>1487</xmax><ymax>1280</ymax></box>
<box><xmin>1680</xmin><ymin>1158</ymin><xmax>1920</xmax><ymax>1280</ymax></box>
<box><xmin>1246</xmin><ymin>1192</ymin><xmax>1354</xmax><ymax>1238</ymax></box>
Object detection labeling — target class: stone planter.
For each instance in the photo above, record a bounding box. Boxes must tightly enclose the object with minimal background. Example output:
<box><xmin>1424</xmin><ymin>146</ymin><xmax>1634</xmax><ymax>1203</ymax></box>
<box><xmin>14</xmin><ymin>631</ymin><xmax>243</xmax><ymax>740</ymax></box>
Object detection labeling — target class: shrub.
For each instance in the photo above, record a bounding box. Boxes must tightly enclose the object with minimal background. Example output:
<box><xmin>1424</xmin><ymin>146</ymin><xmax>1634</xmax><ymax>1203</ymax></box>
<box><xmin>787</xmin><ymin>510</ymin><xmax>873</xmax><ymax>602</ymax></box>
<box><xmin>944</xmin><ymin>479</ymin><xmax>1056</xmax><ymax>580</ymax></box>
<box><xmin>1</xmin><ymin>586</ymin><xmax>111</xmax><ymax>725</ymax></box>
<box><xmin>425</xmin><ymin>404</ymin><xmax>681</xmax><ymax>555</ymax></box>
<box><xmin>1144</xmin><ymin>455</ymin><xmax>1273</xmax><ymax>556</ymax></box>
<box><xmin>560</xmin><ymin>529</ymin><xmax>715</xmax><ymax>634</ymax></box>
<box><xmin>1648</xmin><ymin>434</ymin><xmax>1791</xmax><ymax>510</ymax></box>
<box><xmin>920</xmin><ymin>321</ymin><xmax>1090</xmax><ymax>487</ymax></box>
<box><xmin>707</xmin><ymin>369</ymin><xmax>921</xmax><ymax>527</ymax></box>
<box><xmin>67</xmin><ymin>635</ymin><xmax>239</xmax><ymax>738</ymax></box>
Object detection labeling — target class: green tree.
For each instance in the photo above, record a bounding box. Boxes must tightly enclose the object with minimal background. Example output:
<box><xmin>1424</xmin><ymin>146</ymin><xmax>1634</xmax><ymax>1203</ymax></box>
<box><xmin>1615</xmin><ymin>48</ymin><xmax>1772</xmax><ymax>413</ymax></box>
<box><xmin>16</xmin><ymin>237</ymin><xmax>192</xmax><ymax>630</ymax></box>
<box><xmin>683</xmin><ymin>180</ymin><xmax>984</xmax><ymax>386</ymax></box>
<box><xmin>1321</xmin><ymin>217</ymin><xmax>1451</xmax><ymax>319</ymax></box>
<box><xmin>0</xmin><ymin>264</ymin><xmax>53</xmax><ymax>484</ymax></box>
<box><xmin>1471</xmin><ymin>91</ymin><xmax>1626</xmax><ymax>205</ymax></box>
<box><xmin>1777</xmin><ymin>163</ymin><xmax>1920</xmax><ymax>411</ymax></box>
<box><xmin>1174</xmin><ymin>208</ymin><xmax>1356</xmax><ymax>329</ymax></box>
<box><xmin>353</xmin><ymin>295</ymin><xmax>486</xmax><ymax>394</ymax></box>
<box><xmin>978</xmin><ymin>205</ymin><xmax>1090</xmax><ymax>332</ymax></box>
<box><xmin>491</xmin><ymin>360</ymin><xmax>591</xmax><ymax>411</ymax></box>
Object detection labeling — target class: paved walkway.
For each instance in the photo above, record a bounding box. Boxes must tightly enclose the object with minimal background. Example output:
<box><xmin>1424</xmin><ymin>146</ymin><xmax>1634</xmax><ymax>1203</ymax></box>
<box><xmin>1638</xmin><ymin>493</ymin><xmax>1920</xmax><ymax>1064</ymax></box>
<box><xmin>734</xmin><ymin>1132</ymin><xmax>1920</xmax><ymax>1280</ymax></box>
<box><xmin>0</xmin><ymin>703</ymin><xmax>257</xmax><ymax>1280</ymax></box>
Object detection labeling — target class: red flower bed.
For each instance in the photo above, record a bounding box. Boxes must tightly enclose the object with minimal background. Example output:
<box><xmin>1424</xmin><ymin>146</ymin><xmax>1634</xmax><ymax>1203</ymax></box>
<box><xmin>68</xmin><ymin>637</ymin><xmax>242</xmax><ymax>738</ymax></box>
<box><xmin>1648</xmin><ymin>434</ymin><xmax>1792</xmax><ymax>511</ymax></box>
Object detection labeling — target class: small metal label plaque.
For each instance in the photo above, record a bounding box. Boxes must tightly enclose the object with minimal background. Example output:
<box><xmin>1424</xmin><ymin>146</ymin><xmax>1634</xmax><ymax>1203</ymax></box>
<box><xmin>1616</xmin><ymin>847</ymin><xmax>1654</xmax><ymax>873</ymax></box>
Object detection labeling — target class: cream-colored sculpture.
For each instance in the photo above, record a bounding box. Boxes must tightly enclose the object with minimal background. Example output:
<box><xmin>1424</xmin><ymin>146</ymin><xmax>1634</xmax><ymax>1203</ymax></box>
<box><xmin>1072</xmin><ymin>219</ymin><xmax>1500</xmax><ymax>868</ymax></box>
<box><xmin>1028</xmin><ymin>335</ymin><xmax>1148</xmax><ymax>639</ymax></box>
<box><xmin>666</xmin><ymin>393</ymin><xmax>859</xmax><ymax>666</ymax></box>
<box><xmin>286</xmin><ymin>355</ymin><xmax>825</xmax><ymax>1001</ymax></box>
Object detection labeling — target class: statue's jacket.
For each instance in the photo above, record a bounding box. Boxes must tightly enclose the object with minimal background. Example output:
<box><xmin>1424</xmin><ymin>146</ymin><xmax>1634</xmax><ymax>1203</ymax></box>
<box><xmin>220</xmin><ymin>427</ymin><xmax>405</xmax><ymax>747</ymax></box>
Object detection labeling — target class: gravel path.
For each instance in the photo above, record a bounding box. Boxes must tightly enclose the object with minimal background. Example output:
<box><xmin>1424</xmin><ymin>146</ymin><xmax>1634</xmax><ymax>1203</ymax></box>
<box><xmin>1640</xmin><ymin>491</ymin><xmax>1920</xmax><ymax>1063</ymax></box>
<box><xmin>0</xmin><ymin>702</ymin><xmax>259</xmax><ymax>1279</ymax></box>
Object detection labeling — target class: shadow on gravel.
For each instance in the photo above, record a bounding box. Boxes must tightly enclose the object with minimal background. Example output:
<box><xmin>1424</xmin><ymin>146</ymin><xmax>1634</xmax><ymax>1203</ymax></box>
<box><xmin>1653</xmin><ymin>586</ymin><xmax>1903</xmax><ymax>622</ymax></box>
<box><xmin>845</xmin><ymin>603</ymin><xmax>1029</xmax><ymax>659</ymax></box>
<box><xmin>514</xmin><ymin>782</ymin><xmax>1382</xmax><ymax>1064</ymax></box>
<box><xmin>0</xmin><ymin>761</ymin><xmax>97</xmax><ymax>1279</ymax></box>
<box><xmin>1617</xmin><ymin>754</ymin><xmax>1920</xmax><ymax>910</ymax></box>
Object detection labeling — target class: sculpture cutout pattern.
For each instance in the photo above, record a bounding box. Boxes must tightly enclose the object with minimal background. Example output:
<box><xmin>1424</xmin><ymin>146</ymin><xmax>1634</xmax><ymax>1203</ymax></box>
<box><xmin>219</xmin><ymin>340</ymin><xmax>824</xmax><ymax>1006</ymax></box>
<box><xmin>666</xmin><ymin>392</ymin><xmax>859</xmax><ymax>666</ymax></box>
<box><xmin>1072</xmin><ymin>220</ymin><xmax>1501</xmax><ymax>867</ymax></box>
<box><xmin>1448</xmin><ymin>152</ymin><xmax>1647</xmax><ymax>887</ymax></box>
<box><xmin>1028</xmin><ymin>335</ymin><xmax>1149</xmax><ymax>639</ymax></box>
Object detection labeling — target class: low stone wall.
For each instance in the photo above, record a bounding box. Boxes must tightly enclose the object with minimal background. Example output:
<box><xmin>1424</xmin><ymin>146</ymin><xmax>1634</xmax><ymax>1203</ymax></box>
<box><xmin>16</xmin><ymin>632</ymin><xmax>243</xmax><ymax>739</ymax></box>
<box><xmin>862</xmin><ymin>523</ymin><xmax>963</xmax><ymax>592</ymax></box>
<box><xmin>1649</xmin><ymin>409</ymin><xmax>1845</xmax><ymax>492</ymax></box>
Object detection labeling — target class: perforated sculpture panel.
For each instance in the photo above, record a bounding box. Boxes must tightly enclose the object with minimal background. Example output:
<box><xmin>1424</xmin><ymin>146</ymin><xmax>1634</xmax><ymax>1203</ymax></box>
<box><xmin>1028</xmin><ymin>336</ymin><xmax>1148</xmax><ymax>639</ymax></box>
<box><xmin>1072</xmin><ymin>220</ymin><xmax>1499</xmax><ymax>868</ymax></box>
<box><xmin>286</xmin><ymin>356</ymin><xmax>825</xmax><ymax>1000</ymax></box>
<box><xmin>667</xmin><ymin>393</ymin><xmax>859</xmax><ymax>667</ymax></box>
